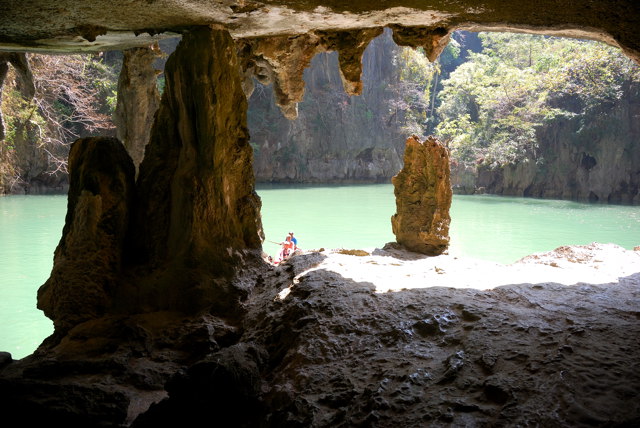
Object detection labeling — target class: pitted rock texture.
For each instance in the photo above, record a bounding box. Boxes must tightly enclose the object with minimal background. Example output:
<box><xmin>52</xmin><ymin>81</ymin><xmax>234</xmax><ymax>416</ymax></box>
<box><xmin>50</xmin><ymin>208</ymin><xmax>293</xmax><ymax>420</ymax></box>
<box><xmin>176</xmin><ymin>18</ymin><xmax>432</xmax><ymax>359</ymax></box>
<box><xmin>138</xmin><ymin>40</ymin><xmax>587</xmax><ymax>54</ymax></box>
<box><xmin>1</xmin><ymin>1</ymin><xmax>639</xmax><ymax>66</ymax></box>
<box><xmin>391</xmin><ymin>135</ymin><xmax>452</xmax><ymax>255</ymax></box>
<box><xmin>37</xmin><ymin>136</ymin><xmax>135</xmax><ymax>333</ymax></box>
<box><xmin>4</xmin><ymin>246</ymin><xmax>638</xmax><ymax>427</ymax></box>
<box><xmin>244</xmin><ymin>255</ymin><xmax>640</xmax><ymax>427</ymax></box>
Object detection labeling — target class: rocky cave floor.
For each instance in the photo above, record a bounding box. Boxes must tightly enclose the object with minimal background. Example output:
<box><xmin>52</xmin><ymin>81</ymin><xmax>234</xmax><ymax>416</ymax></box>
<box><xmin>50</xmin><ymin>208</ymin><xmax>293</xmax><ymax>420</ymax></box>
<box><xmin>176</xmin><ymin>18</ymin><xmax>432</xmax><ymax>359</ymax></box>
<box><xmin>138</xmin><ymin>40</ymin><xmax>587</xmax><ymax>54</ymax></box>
<box><xmin>1</xmin><ymin>243</ymin><xmax>639</xmax><ymax>427</ymax></box>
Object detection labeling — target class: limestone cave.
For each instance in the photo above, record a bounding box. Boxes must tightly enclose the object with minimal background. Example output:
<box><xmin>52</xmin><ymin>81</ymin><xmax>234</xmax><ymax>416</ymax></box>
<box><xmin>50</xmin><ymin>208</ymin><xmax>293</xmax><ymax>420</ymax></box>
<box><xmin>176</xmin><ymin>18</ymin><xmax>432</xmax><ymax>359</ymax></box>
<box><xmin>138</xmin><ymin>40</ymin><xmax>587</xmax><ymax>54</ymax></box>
<box><xmin>0</xmin><ymin>1</ymin><xmax>639</xmax><ymax>426</ymax></box>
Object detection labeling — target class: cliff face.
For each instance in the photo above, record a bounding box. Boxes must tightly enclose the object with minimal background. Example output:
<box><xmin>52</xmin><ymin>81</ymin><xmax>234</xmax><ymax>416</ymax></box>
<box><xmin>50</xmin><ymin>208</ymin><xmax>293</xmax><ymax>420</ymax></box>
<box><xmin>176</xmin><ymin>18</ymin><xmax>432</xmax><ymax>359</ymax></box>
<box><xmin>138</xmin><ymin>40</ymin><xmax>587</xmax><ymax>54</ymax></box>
<box><xmin>248</xmin><ymin>29</ymin><xmax>405</xmax><ymax>183</ymax></box>
<box><xmin>473</xmin><ymin>84</ymin><xmax>640</xmax><ymax>203</ymax></box>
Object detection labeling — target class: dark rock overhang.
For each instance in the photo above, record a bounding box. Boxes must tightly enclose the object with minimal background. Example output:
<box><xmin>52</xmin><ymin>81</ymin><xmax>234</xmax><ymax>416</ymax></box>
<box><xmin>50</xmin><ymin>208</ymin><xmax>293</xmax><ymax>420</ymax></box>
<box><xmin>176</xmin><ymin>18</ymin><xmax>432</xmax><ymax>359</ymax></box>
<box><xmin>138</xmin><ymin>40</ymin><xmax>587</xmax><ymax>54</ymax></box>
<box><xmin>1</xmin><ymin>0</ymin><xmax>638</xmax><ymax>64</ymax></box>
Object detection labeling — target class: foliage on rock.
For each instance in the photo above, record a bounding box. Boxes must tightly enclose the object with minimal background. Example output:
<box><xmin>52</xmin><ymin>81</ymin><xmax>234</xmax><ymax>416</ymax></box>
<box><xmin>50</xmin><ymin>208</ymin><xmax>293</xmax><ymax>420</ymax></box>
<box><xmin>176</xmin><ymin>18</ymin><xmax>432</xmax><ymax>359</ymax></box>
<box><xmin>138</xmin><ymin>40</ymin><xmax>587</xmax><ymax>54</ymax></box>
<box><xmin>0</xmin><ymin>53</ymin><xmax>119</xmax><ymax>194</ymax></box>
<box><xmin>435</xmin><ymin>33</ymin><xmax>640</xmax><ymax>171</ymax></box>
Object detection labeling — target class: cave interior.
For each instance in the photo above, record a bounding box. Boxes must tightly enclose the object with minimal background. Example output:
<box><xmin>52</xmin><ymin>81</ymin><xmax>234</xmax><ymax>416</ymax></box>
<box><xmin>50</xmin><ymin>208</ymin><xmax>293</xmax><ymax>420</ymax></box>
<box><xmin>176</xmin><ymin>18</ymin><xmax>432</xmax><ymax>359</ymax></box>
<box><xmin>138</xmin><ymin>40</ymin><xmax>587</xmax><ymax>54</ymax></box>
<box><xmin>0</xmin><ymin>1</ymin><xmax>639</xmax><ymax>426</ymax></box>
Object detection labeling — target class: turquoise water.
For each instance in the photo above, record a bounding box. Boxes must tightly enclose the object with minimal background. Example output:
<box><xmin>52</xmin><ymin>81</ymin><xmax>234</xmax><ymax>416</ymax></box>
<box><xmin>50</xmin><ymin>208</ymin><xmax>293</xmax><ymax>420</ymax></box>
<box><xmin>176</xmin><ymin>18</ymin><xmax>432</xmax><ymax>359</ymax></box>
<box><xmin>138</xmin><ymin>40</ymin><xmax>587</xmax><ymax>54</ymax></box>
<box><xmin>2</xmin><ymin>186</ymin><xmax>640</xmax><ymax>358</ymax></box>
<box><xmin>0</xmin><ymin>195</ymin><xmax>65</xmax><ymax>360</ymax></box>
<box><xmin>258</xmin><ymin>184</ymin><xmax>640</xmax><ymax>263</ymax></box>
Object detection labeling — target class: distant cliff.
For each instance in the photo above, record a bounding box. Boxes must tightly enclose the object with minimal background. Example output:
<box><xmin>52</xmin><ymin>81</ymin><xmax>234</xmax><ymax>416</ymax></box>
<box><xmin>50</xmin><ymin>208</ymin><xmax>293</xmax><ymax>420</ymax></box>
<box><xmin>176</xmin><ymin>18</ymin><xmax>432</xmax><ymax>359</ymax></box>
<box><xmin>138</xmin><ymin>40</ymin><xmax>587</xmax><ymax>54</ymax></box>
<box><xmin>468</xmin><ymin>82</ymin><xmax>640</xmax><ymax>204</ymax></box>
<box><xmin>248</xmin><ymin>31</ymin><xmax>640</xmax><ymax>205</ymax></box>
<box><xmin>247</xmin><ymin>30</ymin><xmax>406</xmax><ymax>183</ymax></box>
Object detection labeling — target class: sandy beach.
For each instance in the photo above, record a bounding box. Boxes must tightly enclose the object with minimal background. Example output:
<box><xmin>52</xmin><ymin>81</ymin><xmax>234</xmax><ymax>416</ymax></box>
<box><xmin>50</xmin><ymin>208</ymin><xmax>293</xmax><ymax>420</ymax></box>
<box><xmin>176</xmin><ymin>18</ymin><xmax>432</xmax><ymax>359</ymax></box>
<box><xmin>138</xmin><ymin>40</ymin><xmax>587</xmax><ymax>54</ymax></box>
<box><xmin>292</xmin><ymin>242</ymin><xmax>640</xmax><ymax>292</ymax></box>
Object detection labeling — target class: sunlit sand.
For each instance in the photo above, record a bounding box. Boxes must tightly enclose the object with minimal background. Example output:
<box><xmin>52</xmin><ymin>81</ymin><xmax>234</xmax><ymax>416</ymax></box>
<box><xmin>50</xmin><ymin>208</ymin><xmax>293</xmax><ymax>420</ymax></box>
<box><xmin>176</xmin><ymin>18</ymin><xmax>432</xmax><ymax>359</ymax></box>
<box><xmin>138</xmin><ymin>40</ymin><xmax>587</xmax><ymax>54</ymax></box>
<box><xmin>293</xmin><ymin>243</ymin><xmax>640</xmax><ymax>293</ymax></box>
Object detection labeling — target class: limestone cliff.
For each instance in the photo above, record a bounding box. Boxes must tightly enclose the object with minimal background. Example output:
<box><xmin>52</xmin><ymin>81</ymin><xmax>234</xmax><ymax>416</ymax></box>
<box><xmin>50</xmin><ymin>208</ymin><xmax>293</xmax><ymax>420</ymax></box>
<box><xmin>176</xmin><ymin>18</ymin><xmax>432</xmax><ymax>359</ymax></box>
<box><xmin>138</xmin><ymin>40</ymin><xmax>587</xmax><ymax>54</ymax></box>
<box><xmin>248</xmin><ymin>29</ymin><xmax>406</xmax><ymax>183</ymax></box>
<box><xmin>472</xmin><ymin>84</ymin><xmax>640</xmax><ymax>203</ymax></box>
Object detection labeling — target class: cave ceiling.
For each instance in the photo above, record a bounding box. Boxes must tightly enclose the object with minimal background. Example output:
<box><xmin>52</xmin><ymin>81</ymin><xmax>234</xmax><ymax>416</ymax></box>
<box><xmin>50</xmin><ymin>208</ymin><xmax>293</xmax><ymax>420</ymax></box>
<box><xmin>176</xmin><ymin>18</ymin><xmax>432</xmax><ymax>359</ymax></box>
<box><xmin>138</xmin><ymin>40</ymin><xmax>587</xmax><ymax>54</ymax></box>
<box><xmin>0</xmin><ymin>0</ymin><xmax>638</xmax><ymax>64</ymax></box>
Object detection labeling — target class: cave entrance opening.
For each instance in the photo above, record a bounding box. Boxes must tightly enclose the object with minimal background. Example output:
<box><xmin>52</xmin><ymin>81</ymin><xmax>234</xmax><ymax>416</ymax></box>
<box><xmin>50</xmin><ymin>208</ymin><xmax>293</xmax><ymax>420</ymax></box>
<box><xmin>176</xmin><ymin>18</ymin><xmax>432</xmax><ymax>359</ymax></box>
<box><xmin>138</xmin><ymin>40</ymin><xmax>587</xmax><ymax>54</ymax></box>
<box><xmin>248</xmin><ymin>29</ymin><xmax>640</xmax><ymax>263</ymax></box>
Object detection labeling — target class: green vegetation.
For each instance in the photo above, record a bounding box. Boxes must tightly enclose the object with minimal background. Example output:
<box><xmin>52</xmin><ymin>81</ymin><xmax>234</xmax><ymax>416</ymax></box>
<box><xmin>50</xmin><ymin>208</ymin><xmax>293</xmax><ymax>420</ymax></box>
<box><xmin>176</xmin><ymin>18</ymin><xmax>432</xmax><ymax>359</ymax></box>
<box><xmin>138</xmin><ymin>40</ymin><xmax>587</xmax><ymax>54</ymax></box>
<box><xmin>434</xmin><ymin>33</ymin><xmax>640</xmax><ymax>169</ymax></box>
<box><xmin>389</xmin><ymin>46</ymin><xmax>437</xmax><ymax>136</ymax></box>
<box><xmin>0</xmin><ymin>53</ymin><xmax>119</xmax><ymax>193</ymax></box>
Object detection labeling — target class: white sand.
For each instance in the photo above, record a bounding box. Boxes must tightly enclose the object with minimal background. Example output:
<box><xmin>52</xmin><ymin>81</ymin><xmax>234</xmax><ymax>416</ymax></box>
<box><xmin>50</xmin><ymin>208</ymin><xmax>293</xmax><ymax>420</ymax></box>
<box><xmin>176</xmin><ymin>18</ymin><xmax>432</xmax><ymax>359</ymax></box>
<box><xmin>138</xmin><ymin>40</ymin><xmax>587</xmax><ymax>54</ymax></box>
<box><xmin>299</xmin><ymin>243</ymin><xmax>640</xmax><ymax>292</ymax></box>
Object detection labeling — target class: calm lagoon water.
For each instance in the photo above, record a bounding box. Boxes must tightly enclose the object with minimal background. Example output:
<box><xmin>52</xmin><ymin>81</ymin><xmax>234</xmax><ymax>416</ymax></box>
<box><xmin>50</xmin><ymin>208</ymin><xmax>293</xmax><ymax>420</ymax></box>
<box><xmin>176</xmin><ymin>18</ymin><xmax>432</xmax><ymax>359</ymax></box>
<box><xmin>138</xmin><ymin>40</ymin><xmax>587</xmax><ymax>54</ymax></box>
<box><xmin>258</xmin><ymin>183</ymin><xmax>640</xmax><ymax>264</ymax></box>
<box><xmin>2</xmin><ymin>185</ymin><xmax>639</xmax><ymax>358</ymax></box>
<box><xmin>0</xmin><ymin>195</ymin><xmax>65</xmax><ymax>360</ymax></box>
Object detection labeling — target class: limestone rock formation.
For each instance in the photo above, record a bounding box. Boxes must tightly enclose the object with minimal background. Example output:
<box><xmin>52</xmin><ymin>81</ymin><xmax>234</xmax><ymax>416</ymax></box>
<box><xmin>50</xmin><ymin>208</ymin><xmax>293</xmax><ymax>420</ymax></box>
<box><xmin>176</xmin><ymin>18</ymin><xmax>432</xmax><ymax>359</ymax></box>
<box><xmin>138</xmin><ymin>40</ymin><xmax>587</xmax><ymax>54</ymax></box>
<box><xmin>389</xmin><ymin>24</ymin><xmax>451</xmax><ymax>62</ymax></box>
<box><xmin>1</xmin><ymin>2</ymin><xmax>640</xmax><ymax>427</ymax></box>
<box><xmin>39</xmin><ymin>26</ymin><xmax>265</xmax><ymax>339</ymax></box>
<box><xmin>391</xmin><ymin>135</ymin><xmax>452</xmax><ymax>255</ymax></box>
<box><xmin>124</xmin><ymin>26</ymin><xmax>264</xmax><ymax>315</ymax></box>
<box><xmin>5</xmin><ymin>247</ymin><xmax>639</xmax><ymax>426</ymax></box>
<box><xmin>238</xmin><ymin>28</ymin><xmax>383</xmax><ymax>119</ymax></box>
<box><xmin>248</xmin><ymin>29</ymin><xmax>406</xmax><ymax>183</ymax></box>
<box><xmin>113</xmin><ymin>45</ymin><xmax>161</xmax><ymax>175</ymax></box>
<box><xmin>1</xmin><ymin>1</ymin><xmax>638</xmax><ymax>67</ymax></box>
<box><xmin>37</xmin><ymin>136</ymin><xmax>135</xmax><ymax>334</ymax></box>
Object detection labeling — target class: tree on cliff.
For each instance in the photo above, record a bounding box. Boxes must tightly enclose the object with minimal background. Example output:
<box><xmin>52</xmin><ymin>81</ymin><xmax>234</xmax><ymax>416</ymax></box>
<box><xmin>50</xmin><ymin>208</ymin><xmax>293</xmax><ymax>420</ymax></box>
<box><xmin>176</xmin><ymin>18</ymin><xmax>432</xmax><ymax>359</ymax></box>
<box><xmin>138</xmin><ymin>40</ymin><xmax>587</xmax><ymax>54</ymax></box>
<box><xmin>435</xmin><ymin>33</ymin><xmax>640</xmax><ymax>171</ymax></box>
<box><xmin>0</xmin><ymin>53</ymin><xmax>119</xmax><ymax>194</ymax></box>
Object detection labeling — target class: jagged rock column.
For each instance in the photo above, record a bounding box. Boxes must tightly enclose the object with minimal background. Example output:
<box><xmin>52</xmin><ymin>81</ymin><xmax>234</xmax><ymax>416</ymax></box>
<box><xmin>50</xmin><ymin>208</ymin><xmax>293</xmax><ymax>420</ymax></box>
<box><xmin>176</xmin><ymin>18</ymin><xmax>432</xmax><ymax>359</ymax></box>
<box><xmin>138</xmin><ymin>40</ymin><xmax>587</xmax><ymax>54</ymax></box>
<box><xmin>37</xmin><ymin>137</ymin><xmax>135</xmax><ymax>333</ymax></box>
<box><xmin>238</xmin><ymin>28</ymin><xmax>383</xmax><ymax>119</ymax></box>
<box><xmin>391</xmin><ymin>135</ymin><xmax>452</xmax><ymax>255</ymax></box>
<box><xmin>127</xmin><ymin>26</ymin><xmax>264</xmax><ymax>314</ymax></box>
<box><xmin>38</xmin><ymin>26</ymin><xmax>265</xmax><ymax>333</ymax></box>
<box><xmin>113</xmin><ymin>44</ymin><xmax>161</xmax><ymax>175</ymax></box>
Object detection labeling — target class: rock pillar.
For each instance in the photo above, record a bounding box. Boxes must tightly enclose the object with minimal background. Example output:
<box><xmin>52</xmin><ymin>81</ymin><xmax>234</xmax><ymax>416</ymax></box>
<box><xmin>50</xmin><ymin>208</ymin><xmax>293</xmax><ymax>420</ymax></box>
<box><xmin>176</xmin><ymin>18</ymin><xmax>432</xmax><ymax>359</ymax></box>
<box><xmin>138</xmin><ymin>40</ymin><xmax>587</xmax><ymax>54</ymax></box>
<box><xmin>391</xmin><ymin>135</ymin><xmax>452</xmax><ymax>255</ymax></box>
<box><xmin>113</xmin><ymin>45</ymin><xmax>161</xmax><ymax>175</ymax></box>
<box><xmin>128</xmin><ymin>26</ymin><xmax>264</xmax><ymax>313</ymax></box>
<box><xmin>37</xmin><ymin>137</ymin><xmax>135</xmax><ymax>332</ymax></box>
<box><xmin>38</xmin><ymin>26</ymin><xmax>265</xmax><ymax>333</ymax></box>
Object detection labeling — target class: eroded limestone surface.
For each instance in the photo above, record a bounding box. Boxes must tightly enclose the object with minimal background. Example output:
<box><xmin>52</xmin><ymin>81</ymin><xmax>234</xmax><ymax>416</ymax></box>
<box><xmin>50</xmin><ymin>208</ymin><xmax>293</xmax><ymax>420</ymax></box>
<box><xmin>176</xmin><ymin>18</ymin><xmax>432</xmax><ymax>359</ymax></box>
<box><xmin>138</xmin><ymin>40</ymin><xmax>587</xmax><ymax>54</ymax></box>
<box><xmin>1</xmin><ymin>2</ymin><xmax>640</xmax><ymax>425</ymax></box>
<box><xmin>37</xmin><ymin>27</ymin><xmax>265</xmax><ymax>339</ymax></box>
<box><xmin>37</xmin><ymin>136</ymin><xmax>135</xmax><ymax>334</ymax></box>
<box><xmin>1</xmin><ymin>1</ymin><xmax>639</xmax><ymax>122</ymax></box>
<box><xmin>391</xmin><ymin>135</ymin><xmax>452</xmax><ymax>255</ymax></box>
<box><xmin>1</xmin><ymin>1</ymin><xmax>638</xmax><ymax>64</ymax></box>
<box><xmin>2</xmin><ymin>246</ymin><xmax>639</xmax><ymax>426</ymax></box>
